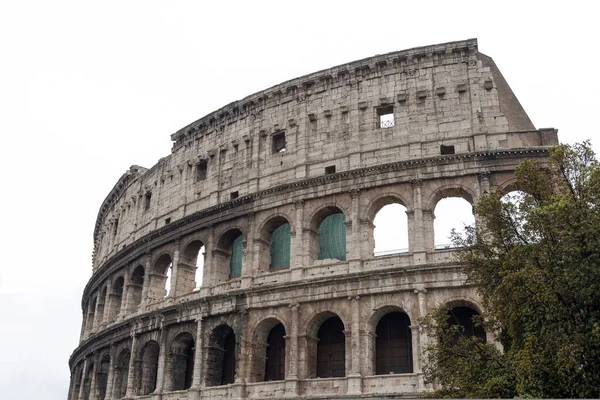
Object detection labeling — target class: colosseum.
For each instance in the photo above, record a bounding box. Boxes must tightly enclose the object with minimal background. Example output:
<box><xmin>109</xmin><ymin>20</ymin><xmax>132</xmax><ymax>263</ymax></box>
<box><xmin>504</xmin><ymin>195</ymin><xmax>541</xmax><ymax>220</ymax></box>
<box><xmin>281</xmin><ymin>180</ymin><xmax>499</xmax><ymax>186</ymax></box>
<box><xmin>68</xmin><ymin>38</ymin><xmax>558</xmax><ymax>400</ymax></box>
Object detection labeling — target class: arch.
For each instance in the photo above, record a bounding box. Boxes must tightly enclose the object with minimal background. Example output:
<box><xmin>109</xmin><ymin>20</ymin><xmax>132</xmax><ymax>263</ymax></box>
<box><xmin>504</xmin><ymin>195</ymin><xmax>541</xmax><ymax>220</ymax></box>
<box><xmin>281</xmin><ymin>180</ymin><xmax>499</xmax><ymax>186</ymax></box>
<box><xmin>215</xmin><ymin>229</ymin><xmax>244</xmax><ymax>281</ymax></box>
<box><xmin>366</xmin><ymin>193</ymin><xmax>410</xmax><ymax>222</ymax></box>
<box><xmin>95</xmin><ymin>354</ymin><xmax>110</xmax><ymax>400</ymax></box>
<box><xmin>136</xmin><ymin>340</ymin><xmax>160</xmax><ymax>395</ymax></box>
<box><xmin>109</xmin><ymin>276</ymin><xmax>124</xmax><ymax>321</ymax></box>
<box><xmin>148</xmin><ymin>254</ymin><xmax>172</xmax><ymax>301</ymax></box>
<box><xmin>129</xmin><ymin>265</ymin><xmax>145</xmax><ymax>310</ymax></box>
<box><xmin>374</xmin><ymin>311</ymin><xmax>412</xmax><ymax>374</ymax></box>
<box><xmin>113</xmin><ymin>348</ymin><xmax>130</xmax><ymax>399</ymax></box>
<box><xmin>427</xmin><ymin>185</ymin><xmax>476</xmax><ymax>210</ymax></box>
<box><xmin>180</xmin><ymin>239</ymin><xmax>205</xmax><ymax>293</ymax></box>
<box><xmin>433</xmin><ymin>195</ymin><xmax>475</xmax><ymax>249</ymax></box>
<box><xmin>316</xmin><ymin>316</ymin><xmax>346</xmax><ymax>378</ymax></box>
<box><xmin>259</xmin><ymin>216</ymin><xmax>292</xmax><ymax>271</ymax></box>
<box><xmin>206</xmin><ymin>324</ymin><xmax>237</xmax><ymax>386</ymax></box>
<box><xmin>249</xmin><ymin>317</ymin><xmax>287</xmax><ymax>382</ymax></box>
<box><xmin>309</xmin><ymin>206</ymin><xmax>346</xmax><ymax>261</ymax></box>
<box><xmin>373</xmin><ymin>202</ymin><xmax>409</xmax><ymax>256</ymax></box>
<box><xmin>446</xmin><ymin>300</ymin><xmax>486</xmax><ymax>342</ymax></box>
<box><xmin>167</xmin><ymin>332</ymin><xmax>195</xmax><ymax>391</ymax></box>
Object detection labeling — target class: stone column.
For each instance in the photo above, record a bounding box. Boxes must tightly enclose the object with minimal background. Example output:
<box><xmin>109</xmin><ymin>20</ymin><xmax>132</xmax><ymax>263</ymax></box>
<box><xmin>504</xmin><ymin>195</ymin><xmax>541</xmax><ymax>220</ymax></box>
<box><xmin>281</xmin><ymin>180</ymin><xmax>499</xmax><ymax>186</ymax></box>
<box><xmin>414</xmin><ymin>288</ymin><xmax>428</xmax><ymax>392</ymax></box>
<box><xmin>140</xmin><ymin>255</ymin><xmax>152</xmax><ymax>307</ymax></box>
<box><xmin>77</xmin><ymin>358</ymin><xmax>89</xmax><ymax>400</ymax></box>
<box><xmin>169</xmin><ymin>246</ymin><xmax>180</xmax><ymax>297</ymax></box>
<box><xmin>285</xmin><ymin>302</ymin><xmax>300</xmax><ymax>397</ymax></box>
<box><xmin>105</xmin><ymin>346</ymin><xmax>116</xmax><ymax>400</ymax></box>
<box><xmin>125</xmin><ymin>335</ymin><xmax>138</xmax><ymax>398</ymax></box>
<box><xmin>347</xmin><ymin>190</ymin><xmax>362</xmax><ymax>272</ymax></box>
<box><xmin>189</xmin><ymin>317</ymin><xmax>204</xmax><ymax>400</ymax></box>
<box><xmin>154</xmin><ymin>329</ymin><xmax>168</xmax><ymax>393</ymax></box>
<box><xmin>118</xmin><ymin>272</ymin><xmax>130</xmax><ymax>317</ymax></box>
<box><xmin>347</xmin><ymin>296</ymin><xmax>362</xmax><ymax>394</ymax></box>
<box><xmin>88</xmin><ymin>354</ymin><xmax>98</xmax><ymax>400</ymax></box>
<box><xmin>204</xmin><ymin>226</ymin><xmax>215</xmax><ymax>289</ymax></box>
<box><xmin>411</xmin><ymin>179</ymin><xmax>428</xmax><ymax>261</ymax></box>
<box><xmin>101</xmin><ymin>282</ymin><xmax>112</xmax><ymax>327</ymax></box>
<box><xmin>290</xmin><ymin>200</ymin><xmax>304</xmax><ymax>280</ymax></box>
<box><xmin>241</xmin><ymin>214</ymin><xmax>255</xmax><ymax>288</ymax></box>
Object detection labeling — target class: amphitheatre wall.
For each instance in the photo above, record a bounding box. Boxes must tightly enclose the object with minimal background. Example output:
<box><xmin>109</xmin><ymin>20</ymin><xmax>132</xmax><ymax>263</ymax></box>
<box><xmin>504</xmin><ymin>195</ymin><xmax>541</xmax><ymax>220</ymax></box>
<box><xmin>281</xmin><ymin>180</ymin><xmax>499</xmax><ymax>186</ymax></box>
<box><xmin>69</xmin><ymin>39</ymin><xmax>558</xmax><ymax>400</ymax></box>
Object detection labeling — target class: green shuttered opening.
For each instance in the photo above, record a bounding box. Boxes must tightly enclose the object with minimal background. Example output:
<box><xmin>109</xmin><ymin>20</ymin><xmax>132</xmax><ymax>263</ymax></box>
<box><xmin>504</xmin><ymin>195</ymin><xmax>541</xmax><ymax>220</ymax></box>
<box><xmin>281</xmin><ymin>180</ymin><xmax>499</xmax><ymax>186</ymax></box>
<box><xmin>229</xmin><ymin>235</ymin><xmax>244</xmax><ymax>278</ymax></box>
<box><xmin>270</xmin><ymin>223</ymin><xmax>291</xmax><ymax>270</ymax></box>
<box><xmin>318</xmin><ymin>213</ymin><xmax>346</xmax><ymax>261</ymax></box>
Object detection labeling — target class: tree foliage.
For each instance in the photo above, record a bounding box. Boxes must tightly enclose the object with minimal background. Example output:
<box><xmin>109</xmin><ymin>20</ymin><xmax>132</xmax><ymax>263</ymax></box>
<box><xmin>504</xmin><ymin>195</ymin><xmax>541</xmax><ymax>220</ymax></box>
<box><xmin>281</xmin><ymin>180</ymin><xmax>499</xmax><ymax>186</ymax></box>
<box><xmin>421</xmin><ymin>142</ymin><xmax>600</xmax><ymax>398</ymax></box>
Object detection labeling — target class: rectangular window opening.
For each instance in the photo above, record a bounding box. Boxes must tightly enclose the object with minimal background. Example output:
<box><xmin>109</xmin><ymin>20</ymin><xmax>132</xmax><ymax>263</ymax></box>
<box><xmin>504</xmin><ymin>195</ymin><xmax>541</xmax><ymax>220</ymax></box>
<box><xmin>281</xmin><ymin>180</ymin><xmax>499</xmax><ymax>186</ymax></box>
<box><xmin>272</xmin><ymin>131</ymin><xmax>286</xmax><ymax>154</ymax></box>
<box><xmin>440</xmin><ymin>145</ymin><xmax>455</xmax><ymax>155</ymax></box>
<box><xmin>230</xmin><ymin>191</ymin><xmax>239</xmax><ymax>200</ymax></box>
<box><xmin>378</xmin><ymin>105</ymin><xmax>395</xmax><ymax>129</ymax></box>
<box><xmin>144</xmin><ymin>193</ymin><xmax>152</xmax><ymax>211</ymax></box>
<box><xmin>196</xmin><ymin>161</ymin><xmax>207</xmax><ymax>181</ymax></box>
<box><xmin>165</xmin><ymin>218</ymin><xmax>171</xmax><ymax>225</ymax></box>
<box><xmin>325</xmin><ymin>165</ymin><xmax>336</xmax><ymax>174</ymax></box>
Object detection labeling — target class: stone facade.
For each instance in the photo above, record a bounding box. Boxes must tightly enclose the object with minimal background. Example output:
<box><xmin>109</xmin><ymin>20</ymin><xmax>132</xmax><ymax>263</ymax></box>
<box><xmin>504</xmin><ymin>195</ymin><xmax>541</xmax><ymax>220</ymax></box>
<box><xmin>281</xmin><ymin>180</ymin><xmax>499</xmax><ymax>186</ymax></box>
<box><xmin>68</xmin><ymin>38</ymin><xmax>558</xmax><ymax>400</ymax></box>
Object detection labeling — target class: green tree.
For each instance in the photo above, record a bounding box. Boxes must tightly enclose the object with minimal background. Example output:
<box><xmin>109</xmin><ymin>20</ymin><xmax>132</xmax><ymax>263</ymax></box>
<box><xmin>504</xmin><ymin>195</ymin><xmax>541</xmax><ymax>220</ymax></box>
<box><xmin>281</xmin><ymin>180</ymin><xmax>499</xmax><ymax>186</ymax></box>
<box><xmin>421</xmin><ymin>142</ymin><xmax>600</xmax><ymax>398</ymax></box>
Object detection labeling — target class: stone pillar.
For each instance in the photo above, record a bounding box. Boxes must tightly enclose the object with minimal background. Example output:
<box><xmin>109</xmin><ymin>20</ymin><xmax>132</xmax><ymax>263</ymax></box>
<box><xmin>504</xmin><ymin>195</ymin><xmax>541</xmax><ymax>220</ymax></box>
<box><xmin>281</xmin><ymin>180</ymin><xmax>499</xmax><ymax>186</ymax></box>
<box><xmin>347</xmin><ymin>190</ymin><xmax>362</xmax><ymax>273</ymax></box>
<box><xmin>77</xmin><ymin>358</ymin><xmax>89</xmax><ymax>400</ymax></box>
<box><xmin>285</xmin><ymin>302</ymin><xmax>300</xmax><ymax>397</ymax></box>
<box><xmin>241</xmin><ymin>214</ymin><xmax>255</xmax><ymax>288</ymax></box>
<box><xmin>290</xmin><ymin>200</ymin><xmax>305</xmax><ymax>280</ymax></box>
<box><xmin>414</xmin><ymin>288</ymin><xmax>428</xmax><ymax>392</ymax></box>
<box><xmin>88</xmin><ymin>354</ymin><xmax>98</xmax><ymax>400</ymax></box>
<box><xmin>105</xmin><ymin>346</ymin><xmax>116</xmax><ymax>400</ymax></box>
<box><xmin>154</xmin><ymin>329</ymin><xmax>168</xmax><ymax>393</ymax></box>
<box><xmin>411</xmin><ymin>179</ymin><xmax>428</xmax><ymax>261</ymax></box>
<box><xmin>101</xmin><ymin>282</ymin><xmax>112</xmax><ymax>327</ymax></box>
<box><xmin>140</xmin><ymin>255</ymin><xmax>152</xmax><ymax>307</ymax></box>
<box><xmin>347</xmin><ymin>296</ymin><xmax>362</xmax><ymax>394</ymax></box>
<box><xmin>169</xmin><ymin>246</ymin><xmax>180</xmax><ymax>297</ymax></box>
<box><xmin>189</xmin><ymin>318</ymin><xmax>204</xmax><ymax>400</ymax></box>
<box><xmin>118</xmin><ymin>272</ymin><xmax>130</xmax><ymax>318</ymax></box>
<box><xmin>125</xmin><ymin>335</ymin><xmax>138</xmax><ymax>398</ymax></box>
<box><xmin>204</xmin><ymin>226</ymin><xmax>215</xmax><ymax>289</ymax></box>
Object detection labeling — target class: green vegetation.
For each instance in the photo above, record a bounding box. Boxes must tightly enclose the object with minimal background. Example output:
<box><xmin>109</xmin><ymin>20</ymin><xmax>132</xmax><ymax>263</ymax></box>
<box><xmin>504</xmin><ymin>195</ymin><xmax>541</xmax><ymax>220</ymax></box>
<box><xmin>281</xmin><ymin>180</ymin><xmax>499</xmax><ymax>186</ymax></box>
<box><xmin>421</xmin><ymin>142</ymin><xmax>600</xmax><ymax>398</ymax></box>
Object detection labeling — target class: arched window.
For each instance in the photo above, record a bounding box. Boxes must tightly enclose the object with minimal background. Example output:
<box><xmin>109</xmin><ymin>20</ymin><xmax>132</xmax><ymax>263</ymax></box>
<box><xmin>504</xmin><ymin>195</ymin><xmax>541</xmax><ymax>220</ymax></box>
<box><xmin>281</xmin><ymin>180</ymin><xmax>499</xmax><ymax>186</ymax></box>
<box><xmin>137</xmin><ymin>341</ymin><xmax>160</xmax><ymax>395</ymax></box>
<box><xmin>109</xmin><ymin>277</ymin><xmax>124</xmax><ymax>321</ymax></box>
<box><xmin>264</xmin><ymin>323</ymin><xmax>286</xmax><ymax>381</ymax></box>
<box><xmin>448</xmin><ymin>306</ymin><xmax>486</xmax><ymax>342</ymax></box>
<box><xmin>230</xmin><ymin>235</ymin><xmax>244</xmax><ymax>278</ymax></box>
<box><xmin>95</xmin><ymin>354</ymin><xmax>110</xmax><ymax>400</ymax></box>
<box><xmin>375</xmin><ymin>312</ymin><xmax>412</xmax><ymax>374</ymax></box>
<box><xmin>113</xmin><ymin>349</ymin><xmax>130</xmax><ymax>399</ymax></box>
<box><xmin>270</xmin><ymin>223</ymin><xmax>291</xmax><ymax>270</ymax></box>
<box><xmin>317</xmin><ymin>317</ymin><xmax>345</xmax><ymax>378</ymax></box>
<box><xmin>206</xmin><ymin>325</ymin><xmax>236</xmax><ymax>386</ymax></box>
<box><xmin>434</xmin><ymin>197</ymin><xmax>474</xmax><ymax>248</ymax></box>
<box><xmin>181</xmin><ymin>240</ymin><xmax>205</xmax><ymax>293</ymax></box>
<box><xmin>319</xmin><ymin>213</ymin><xmax>346</xmax><ymax>261</ymax></box>
<box><xmin>129</xmin><ymin>266</ymin><xmax>144</xmax><ymax>310</ymax></box>
<box><xmin>148</xmin><ymin>254</ymin><xmax>172</xmax><ymax>301</ymax></box>
<box><xmin>169</xmin><ymin>333</ymin><xmax>195</xmax><ymax>391</ymax></box>
<box><xmin>373</xmin><ymin>203</ymin><xmax>409</xmax><ymax>256</ymax></box>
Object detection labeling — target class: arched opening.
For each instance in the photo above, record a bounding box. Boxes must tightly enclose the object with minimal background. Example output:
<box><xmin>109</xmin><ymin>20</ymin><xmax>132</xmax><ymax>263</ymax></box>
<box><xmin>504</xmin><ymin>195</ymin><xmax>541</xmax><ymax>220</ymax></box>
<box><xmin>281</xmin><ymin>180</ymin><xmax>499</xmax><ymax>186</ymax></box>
<box><xmin>448</xmin><ymin>306</ymin><xmax>486</xmax><ymax>342</ymax></box>
<box><xmin>316</xmin><ymin>317</ymin><xmax>346</xmax><ymax>378</ymax></box>
<box><xmin>113</xmin><ymin>349</ymin><xmax>130</xmax><ymax>399</ymax></box>
<box><xmin>373</xmin><ymin>203</ymin><xmax>409</xmax><ymax>256</ymax></box>
<box><xmin>264</xmin><ymin>323</ymin><xmax>286</xmax><ymax>381</ymax></box>
<box><xmin>433</xmin><ymin>196</ymin><xmax>474</xmax><ymax>249</ymax></box>
<box><xmin>96</xmin><ymin>286</ymin><xmax>107</xmax><ymax>328</ymax></box>
<box><xmin>168</xmin><ymin>332</ymin><xmax>195</xmax><ymax>391</ymax></box>
<box><xmin>86</xmin><ymin>296</ymin><xmax>97</xmax><ymax>335</ymax></box>
<box><xmin>375</xmin><ymin>312</ymin><xmax>412</xmax><ymax>374</ymax></box>
<box><xmin>109</xmin><ymin>277</ymin><xmax>124</xmax><ymax>321</ymax></box>
<box><xmin>137</xmin><ymin>340</ymin><xmax>160</xmax><ymax>395</ymax></box>
<box><xmin>148</xmin><ymin>254</ymin><xmax>172</xmax><ymax>302</ymax></box>
<box><xmin>129</xmin><ymin>265</ymin><xmax>144</xmax><ymax>310</ymax></box>
<box><xmin>181</xmin><ymin>240</ymin><xmax>205</xmax><ymax>293</ymax></box>
<box><xmin>206</xmin><ymin>325</ymin><xmax>236</xmax><ymax>386</ymax></box>
<box><xmin>95</xmin><ymin>354</ymin><xmax>110</xmax><ymax>400</ymax></box>
<box><xmin>214</xmin><ymin>229</ymin><xmax>244</xmax><ymax>282</ymax></box>
<box><xmin>501</xmin><ymin>190</ymin><xmax>529</xmax><ymax>243</ymax></box>
<box><xmin>259</xmin><ymin>217</ymin><xmax>291</xmax><ymax>272</ymax></box>
<box><xmin>82</xmin><ymin>362</ymin><xmax>94</xmax><ymax>400</ymax></box>
<box><xmin>312</xmin><ymin>207</ymin><xmax>346</xmax><ymax>261</ymax></box>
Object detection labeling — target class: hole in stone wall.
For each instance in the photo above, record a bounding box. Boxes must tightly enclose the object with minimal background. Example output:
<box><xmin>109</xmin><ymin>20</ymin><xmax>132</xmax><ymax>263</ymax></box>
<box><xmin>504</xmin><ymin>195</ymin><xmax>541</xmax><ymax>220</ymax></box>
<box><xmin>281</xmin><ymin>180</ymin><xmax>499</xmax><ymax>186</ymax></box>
<box><xmin>377</xmin><ymin>105</ymin><xmax>394</xmax><ymax>128</ymax></box>
<box><xmin>434</xmin><ymin>197</ymin><xmax>474</xmax><ymax>248</ymax></box>
<box><xmin>165</xmin><ymin>218</ymin><xmax>171</xmax><ymax>225</ymax></box>
<box><xmin>325</xmin><ymin>165</ymin><xmax>336</xmax><ymax>174</ymax></box>
<box><xmin>145</xmin><ymin>193</ymin><xmax>152</xmax><ymax>211</ymax></box>
<box><xmin>196</xmin><ymin>161</ymin><xmax>207</xmax><ymax>181</ymax></box>
<box><xmin>440</xmin><ymin>144</ymin><xmax>455</xmax><ymax>155</ymax></box>
<box><xmin>374</xmin><ymin>203</ymin><xmax>408</xmax><ymax>256</ymax></box>
<box><xmin>230</xmin><ymin>191</ymin><xmax>239</xmax><ymax>200</ymax></box>
<box><xmin>272</xmin><ymin>131</ymin><xmax>286</xmax><ymax>154</ymax></box>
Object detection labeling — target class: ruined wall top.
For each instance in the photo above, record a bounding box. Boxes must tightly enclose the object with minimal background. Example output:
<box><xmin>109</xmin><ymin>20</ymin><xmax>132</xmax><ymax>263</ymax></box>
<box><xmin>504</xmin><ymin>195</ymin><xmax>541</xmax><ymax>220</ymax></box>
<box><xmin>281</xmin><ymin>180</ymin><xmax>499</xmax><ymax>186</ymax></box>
<box><xmin>91</xmin><ymin>38</ymin><xmax>557</xmax><ymax>271</ymax></box>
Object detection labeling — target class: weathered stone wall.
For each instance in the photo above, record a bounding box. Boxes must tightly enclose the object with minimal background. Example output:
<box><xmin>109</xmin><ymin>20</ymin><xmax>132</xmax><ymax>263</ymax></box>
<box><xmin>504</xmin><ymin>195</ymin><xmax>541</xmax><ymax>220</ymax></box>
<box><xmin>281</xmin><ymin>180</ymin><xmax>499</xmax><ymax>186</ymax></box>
<box><xmin>69</xmin><ymin>39</ymin><xmax>558</xmax><ymax>400</ymax></box>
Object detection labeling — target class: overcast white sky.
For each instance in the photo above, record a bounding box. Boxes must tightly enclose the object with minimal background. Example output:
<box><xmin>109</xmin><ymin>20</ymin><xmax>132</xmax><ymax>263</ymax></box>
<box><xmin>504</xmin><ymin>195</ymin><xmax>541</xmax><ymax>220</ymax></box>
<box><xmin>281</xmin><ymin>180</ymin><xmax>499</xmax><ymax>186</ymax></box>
<box><xmin>1</xmin><ymin>1</ymin><xmax>598</xmax><ymax>399</ymax></box>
